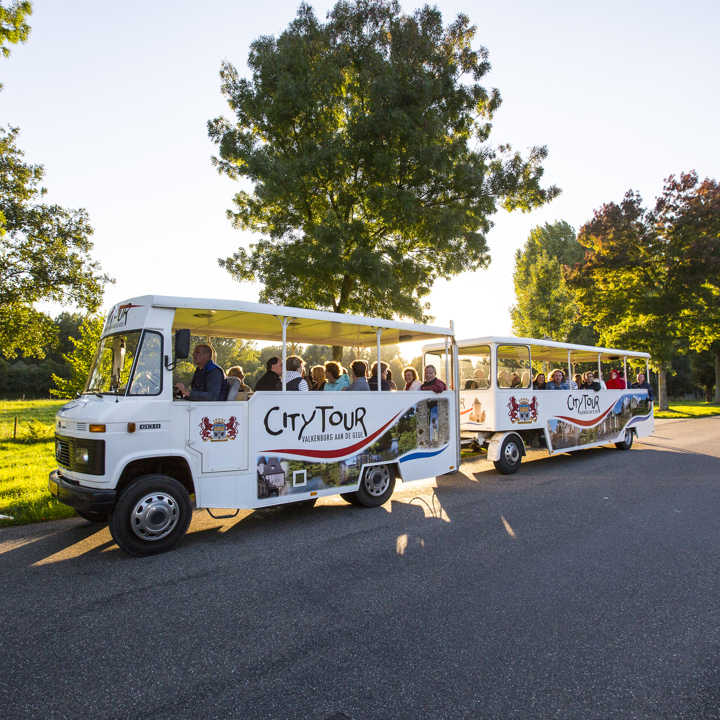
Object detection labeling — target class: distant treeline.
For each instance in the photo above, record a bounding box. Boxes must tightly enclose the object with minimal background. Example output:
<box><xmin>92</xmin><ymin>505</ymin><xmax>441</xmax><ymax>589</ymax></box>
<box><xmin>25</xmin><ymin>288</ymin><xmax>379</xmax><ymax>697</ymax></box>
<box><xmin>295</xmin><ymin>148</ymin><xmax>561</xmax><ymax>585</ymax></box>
<box><xmin>0</xmin><ymin>316</ymin><xmax>424</xmax><ymax>399</ymax></box>
<box><xmin>0</xmin><ymin>313</ymin><xmax>83</xmax><ymax>399</ymax></box>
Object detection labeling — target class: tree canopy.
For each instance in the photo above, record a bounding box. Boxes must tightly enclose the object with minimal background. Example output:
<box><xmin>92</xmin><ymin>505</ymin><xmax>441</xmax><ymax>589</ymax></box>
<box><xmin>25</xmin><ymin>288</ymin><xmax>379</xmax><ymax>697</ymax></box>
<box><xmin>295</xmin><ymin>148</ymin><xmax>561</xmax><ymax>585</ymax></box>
<box><xmin>509</xmin><ymin>220</ymin><xmax>596</xmax><ymax>344</ymax></box>
<box><xmin>566</xmin><ymin>172</ymin><xmax>720</xmax><ymax>409</ymax></box>
<box><xmin>0</xmin><ymin>1</ymin><xmax>31</xmax><ymax>58</ymax></box>
<box><xmin>0</xmin><ymin>126</ymin><xmax>113</xmax><ymax>357</ymax></box>
<box><xmin>209</xmin><ymin>0</ymin><xmax>559</xmax><ymax>328</ymax></box>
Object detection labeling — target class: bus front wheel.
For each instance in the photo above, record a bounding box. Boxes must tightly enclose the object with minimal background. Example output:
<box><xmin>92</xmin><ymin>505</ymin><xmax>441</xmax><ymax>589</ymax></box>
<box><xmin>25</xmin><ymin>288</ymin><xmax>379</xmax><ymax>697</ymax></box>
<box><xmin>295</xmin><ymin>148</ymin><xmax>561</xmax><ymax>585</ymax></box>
<box><xmin>615</xmin><ymin>430</ymin><xmax>634</xmax><ymax>451</ymax></box>
<box><xmin>494</xmin><ymin>437</ymin><xmax>522</xmax><ymax>475</ymax></box>
<box><xmin>355</xmin><ymin>464</ymin><xmax>396</xmax><ymax>507</ymax></box>
<box><xmin>109</xmin><ymin>474</ymin><xmax>192</xmax><ymax>557</ymax></box>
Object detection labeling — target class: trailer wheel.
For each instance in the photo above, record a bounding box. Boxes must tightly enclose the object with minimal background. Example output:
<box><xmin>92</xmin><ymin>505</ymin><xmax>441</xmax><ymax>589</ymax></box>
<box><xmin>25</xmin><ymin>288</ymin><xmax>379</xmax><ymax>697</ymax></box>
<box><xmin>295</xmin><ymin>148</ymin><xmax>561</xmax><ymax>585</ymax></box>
<box><xmin>355</xmin><ymin>464</ymin><xmax>395</xmax><ymax>507</ymax></box>
<box><xmin>340</xmin><ymin>491</ymin><xmax>361</xmax><ymax>505</ymax></box>
<box><xmin>493</xmin><ymin>436</ymin><xmax>522</xmax><ymax>475</ymax></box>
<box><xmin>109</xmin><ymin>474</ymin><xmax>192</xmax><ymax>557</ymax></box>
<box><xmin>76</xmin><ymin>510</ymin><xmax>109</xmax><ymax>524</ymax></box>
<box><xmin>615</xmin><ymin>429</ymin><xmax>634</xmax><ymax>451</ymax></box>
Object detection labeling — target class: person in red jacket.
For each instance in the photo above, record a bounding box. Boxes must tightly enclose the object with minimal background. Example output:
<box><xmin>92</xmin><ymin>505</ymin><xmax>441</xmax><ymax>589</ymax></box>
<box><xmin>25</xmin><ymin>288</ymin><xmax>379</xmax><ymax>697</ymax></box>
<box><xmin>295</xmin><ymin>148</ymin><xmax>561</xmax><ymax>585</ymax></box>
<box><xmin>421</xmin><ymin>365</ymin><xmax>447</xmax><ymax>393</ymax></box>
<box><xmin>606</xmin><ymin>369</ymin><xmax>626</xmax><ymax>390</ymax></box>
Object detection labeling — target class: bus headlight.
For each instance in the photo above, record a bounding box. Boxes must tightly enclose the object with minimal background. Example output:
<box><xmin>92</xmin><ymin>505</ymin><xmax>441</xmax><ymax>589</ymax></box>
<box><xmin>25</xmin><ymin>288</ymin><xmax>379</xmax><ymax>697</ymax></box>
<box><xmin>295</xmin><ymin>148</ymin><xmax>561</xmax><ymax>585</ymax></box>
<box><xmin>75</xmin><ymin>447</ymin><xmax>89</xmax><ymax>464</ymax></box>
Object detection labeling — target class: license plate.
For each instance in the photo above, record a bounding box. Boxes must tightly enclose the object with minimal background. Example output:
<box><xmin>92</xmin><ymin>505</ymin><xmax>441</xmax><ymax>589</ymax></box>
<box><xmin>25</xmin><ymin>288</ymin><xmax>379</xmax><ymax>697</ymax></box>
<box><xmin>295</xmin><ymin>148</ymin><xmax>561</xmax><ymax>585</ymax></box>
<box><xmin>48</xmin><ymin>477</ymin><xmax>58</xmax><ymax>497</ymax></box>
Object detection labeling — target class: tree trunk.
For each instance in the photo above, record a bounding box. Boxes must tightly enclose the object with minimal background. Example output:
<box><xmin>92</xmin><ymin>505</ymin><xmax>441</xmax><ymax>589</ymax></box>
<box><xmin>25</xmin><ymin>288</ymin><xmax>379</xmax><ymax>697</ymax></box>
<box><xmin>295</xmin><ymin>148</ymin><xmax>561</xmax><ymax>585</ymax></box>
<box><xmin>332</xmin><ymin>346</ymin><xmax>343</xmax><ymax>363</ymax></box>
<box><xmin>658</xmin><ymin>362</ymin><xmax>669</xmax><ymax>411</ymax></box>
<box><xmin>715</xmin><ymin>351</ymin><xmax>720</xmax><ymax>404</ymax></box>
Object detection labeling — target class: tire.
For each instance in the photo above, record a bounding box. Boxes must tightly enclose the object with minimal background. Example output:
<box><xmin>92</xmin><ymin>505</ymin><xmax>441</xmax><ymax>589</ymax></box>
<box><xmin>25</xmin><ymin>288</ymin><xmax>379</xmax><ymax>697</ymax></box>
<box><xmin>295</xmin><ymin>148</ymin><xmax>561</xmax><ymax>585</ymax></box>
<box><xmin>493</xmin><ymin>436</ymin><xmax>523</xmax><ymax>475</ymax></box>
<box><xmin>340</xmin><ymin>491</ymin><xmax>361</xmax><ymax>505</ymax></box>
<box><xmin>76</xmin><ymin>510</ymin><xmax>109</xmax><ymax>523</ymax></box>
<box><xmin>108</xmin><ymin>474</ymin><xmax>192</xmax><ymax>557</ymax></box>
<box><xmin>355</xmin><ymin>464</ymin><xmax>396</xmax><ymax>507</ymax></box>
<box><xmin>615</xmin><ymin>429</ymin><xmax>634</xmax><ymax>450</ymax></box>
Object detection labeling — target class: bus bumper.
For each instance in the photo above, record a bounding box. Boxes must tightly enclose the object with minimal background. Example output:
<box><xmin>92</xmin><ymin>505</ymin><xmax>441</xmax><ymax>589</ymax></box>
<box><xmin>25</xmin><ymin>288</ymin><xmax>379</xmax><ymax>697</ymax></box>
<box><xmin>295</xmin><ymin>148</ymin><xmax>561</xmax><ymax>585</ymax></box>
<box><xmin>48</xmin><ymin>470</ymin><xmax>117</xmax><ymax>514</ymax></box>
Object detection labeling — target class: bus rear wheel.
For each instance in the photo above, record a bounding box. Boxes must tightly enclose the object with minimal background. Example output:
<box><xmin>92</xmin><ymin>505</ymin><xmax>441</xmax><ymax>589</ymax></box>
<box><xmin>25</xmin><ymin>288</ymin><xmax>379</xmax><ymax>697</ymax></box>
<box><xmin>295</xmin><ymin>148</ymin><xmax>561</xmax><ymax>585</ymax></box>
<box><xmin>109</xmin><ymin>474</ymin><xmax>192</xmax><ymax>557</ymax></box>
<box><xmin>355</xmin><ymin>464</ymin><xmax>395</xmax><ymax>507</ymax></box>
<box><xmin>494</xmin><ymin>436</ymin><xmax>522</xmax><ymax>475</ymax></box>
<box><xmin>615</xmin><ymin>429</ymin><xmax>634</xmax><ymax>450</ymax></box>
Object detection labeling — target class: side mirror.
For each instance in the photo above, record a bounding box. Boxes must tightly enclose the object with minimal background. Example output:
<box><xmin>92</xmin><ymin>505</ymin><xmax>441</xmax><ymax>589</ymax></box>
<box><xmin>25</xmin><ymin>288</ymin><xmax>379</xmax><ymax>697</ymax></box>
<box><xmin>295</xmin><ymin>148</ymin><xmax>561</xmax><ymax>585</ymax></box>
<box><xmin>165</xmin><ymin>329</ymin><xmax>191</xmax><ymax>371</ymax></box>
<box><xmin>175</xmin><ymin>329</ymin><xmax>191</xmax><ymax>360</ymax></box>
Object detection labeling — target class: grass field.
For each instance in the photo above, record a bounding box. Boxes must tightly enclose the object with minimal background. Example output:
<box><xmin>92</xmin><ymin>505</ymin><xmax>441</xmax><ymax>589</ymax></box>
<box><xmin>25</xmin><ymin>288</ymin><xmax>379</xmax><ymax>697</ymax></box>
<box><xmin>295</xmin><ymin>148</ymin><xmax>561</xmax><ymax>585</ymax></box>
<box><xmin>0</xmin><ymin>400</ymin><xmax>74</xmax><ymax>526</ymax></box>
<box><xmin>0</xmin><ymin>397</ymin><xmax>718</xmax><ymax>527</ymax></box>
<box><xmin>654</xmin><ymin>398</ymin><xmax>720</xmax><ymax>419</ymax></box>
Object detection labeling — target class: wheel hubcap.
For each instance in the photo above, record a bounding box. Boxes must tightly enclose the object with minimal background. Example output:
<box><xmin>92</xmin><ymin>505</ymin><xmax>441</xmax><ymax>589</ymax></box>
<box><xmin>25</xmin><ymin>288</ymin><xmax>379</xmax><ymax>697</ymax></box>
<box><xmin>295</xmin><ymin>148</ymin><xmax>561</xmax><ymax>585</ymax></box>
<box><xmin>504</xmin><ymin>442</ymin><xmax>520</xmax><ymax>465</ymax></box>
<box><xmin>131</xmin><ymin>492</ymin><xmax>179</xmax><ymax>541</ymax></box>
<box><xmin>364</xmin><ymin>465</ymin><xmax>390</xmax><ymax>497</ymax></box>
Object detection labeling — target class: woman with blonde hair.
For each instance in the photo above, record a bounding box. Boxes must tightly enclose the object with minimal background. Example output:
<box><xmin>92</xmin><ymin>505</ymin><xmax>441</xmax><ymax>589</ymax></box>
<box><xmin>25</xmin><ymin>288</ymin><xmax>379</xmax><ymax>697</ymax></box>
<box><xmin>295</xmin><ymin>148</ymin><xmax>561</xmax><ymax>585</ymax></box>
<box><xmin>310</xmin><ymin>365</ymin><xmax>326</xmax><ymax>391</ymax></box>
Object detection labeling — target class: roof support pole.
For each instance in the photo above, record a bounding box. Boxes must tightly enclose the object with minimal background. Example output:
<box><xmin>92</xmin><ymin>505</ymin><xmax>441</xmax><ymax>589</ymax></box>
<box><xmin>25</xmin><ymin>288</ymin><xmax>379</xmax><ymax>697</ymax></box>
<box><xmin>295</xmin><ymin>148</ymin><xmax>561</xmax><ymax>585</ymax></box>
<box><xmin>623</xmin><ymin>356</ymin><xmax>628</xmax><ymax>388</ymax></box>
<box><xmin>375</xmin><ymin>327</ymin><xmax>384</xmax><ymax>392</ymax></box>
<box><xmin>445</xmin><ymin>334</ymin><xmax>450</xmax><ymax>389</ymax></box>
<box><xmin>568</xmin><ymin>350</ymin><xmax>572</xmax><ymax>388</ymax></box>
<box><xmin>277</xmin><ymin>316</ymin><xmax>293</xmax><ymax>391</ymax></box>
<box><xmin>598</xmin><ymin>353</ymin><xmax>603</xmax><ymax>385</ymax></box>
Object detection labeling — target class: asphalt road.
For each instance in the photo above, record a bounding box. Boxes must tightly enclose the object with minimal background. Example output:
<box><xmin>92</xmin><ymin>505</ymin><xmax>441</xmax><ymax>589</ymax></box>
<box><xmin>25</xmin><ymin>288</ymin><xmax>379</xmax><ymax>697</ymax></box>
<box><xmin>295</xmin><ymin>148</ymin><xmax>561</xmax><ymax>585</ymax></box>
<box><xmin>2</xmin><ymin>417</ymin><xmax>720</xmax><ymax>720</ymax></box>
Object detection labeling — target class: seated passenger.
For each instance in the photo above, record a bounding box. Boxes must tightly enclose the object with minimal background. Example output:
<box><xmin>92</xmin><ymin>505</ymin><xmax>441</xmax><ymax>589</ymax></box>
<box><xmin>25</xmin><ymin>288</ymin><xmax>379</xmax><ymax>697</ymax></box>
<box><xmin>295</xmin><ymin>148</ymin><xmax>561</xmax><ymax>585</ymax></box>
<box><xmin>345</xmin><ymin>360</ymin><xmax>370</xmax><ymax>391</ymax></box>
<box><xmin>310</xmin><ymin>365</ymin><xmax>325</xmax><ymax>391</ymax></box>
<box><xmin>631</xmin><ymin>372</ymin><xmax>654</xmax><ymax>401</ymax></box>
<box><xmin>580</xmin><ymin>371</ymin><xmax>601</xmax><ymax>392</ymax></box>
<box><xmin>533</xmin><ymin>372</ymin><xmax>546</xmax><ymax>390</ymax></box>
<box><xmin>175</xmin><ymin>344</ymin><xmax>228</xmax><ymax>401</ymax></box>
<box><xmin>254</xmin><ymin>357</ymin><xmax>282</xmax><ymax>392</ymax></box>
<box><xmin>369</xmin><ymin>361</ymin><xmax>392</xmax><ymax>391</ymax></box>
<box><xmin>606</xmin><ymin>369</ymin><xmax>626</xmax><ymax>389</ymax></box>
<box><xmin>546</xmin><ymin>369</ymin><xmax>569</xmax><ymax>390</ymax></box>
<box><xmin>421</xmin><ymin>365</ymin><xmax>447</xmax><ymax>393</ymax></box>
<box><xmin>227</xmin><ymin>366</ymin><xmax>252</xmax><ymax>394</ymax></box>
<box><xmin>497</xmin><ymin>370</ymin><xmax>511</xmax><ymax>388</ymax></box>
<box><xmin>285</xmin><ymin>355</ymin><xmax>309</xmax><ymax>391</ymax></box>
<box><xmin>323</xmin><ymin>361</ymin><xmax>350</xmax><ymax>391</ymax></box>
<box><xmin>403</xmin><ymin>367</ymin><xmax>422</xmax><ymax>391</ymax></box>
<box><xmin>386</xmin><ymin>369</ymin><xmax>398</xmax><ymax>391</ymax></box>
<box><xmin>521</xmin><ymin>371</ymin><xmax>531</xmax><ymax>387</ymax></box>
<box><xmin>464</xmin><ymin>379</ymin><xmax>479</xmax><ymax>389</ymax></box>
<box><xmin>510</xmin><ymin>372</ymin><xmax>522</xmax><ymax>388</ymax></box>
<box><xmin>473</xmin><ymin>369</ymin><xmax>488</xmax><ymax>389</ymax></box>
<box><xmin>573</xmin><ymin>373</ymin><xmax>583</xmax><ymax>389</ymax></box>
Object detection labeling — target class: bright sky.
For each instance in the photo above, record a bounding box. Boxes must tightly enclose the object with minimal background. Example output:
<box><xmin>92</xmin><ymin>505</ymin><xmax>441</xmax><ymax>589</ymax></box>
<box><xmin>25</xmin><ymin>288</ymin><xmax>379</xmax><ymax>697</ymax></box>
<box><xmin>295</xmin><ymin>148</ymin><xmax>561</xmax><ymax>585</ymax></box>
<box><xmin>3</xmin><ymin>0</ymin><xmax>719</xmax><ymax>342</ymax></box>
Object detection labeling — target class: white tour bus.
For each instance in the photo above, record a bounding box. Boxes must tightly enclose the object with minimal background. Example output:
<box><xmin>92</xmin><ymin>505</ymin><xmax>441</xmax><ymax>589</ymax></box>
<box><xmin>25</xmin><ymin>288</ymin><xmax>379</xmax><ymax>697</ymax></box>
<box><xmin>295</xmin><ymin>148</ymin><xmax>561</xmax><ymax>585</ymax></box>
<box><xmin>423</xmin><ymin>336</ymin><xmax>654</xmax><ymax>474</ymax></box>
<box><xmin>49</xmin><ymin>296</ymin><xmax>460</xmax><ymax>556</ymax></box>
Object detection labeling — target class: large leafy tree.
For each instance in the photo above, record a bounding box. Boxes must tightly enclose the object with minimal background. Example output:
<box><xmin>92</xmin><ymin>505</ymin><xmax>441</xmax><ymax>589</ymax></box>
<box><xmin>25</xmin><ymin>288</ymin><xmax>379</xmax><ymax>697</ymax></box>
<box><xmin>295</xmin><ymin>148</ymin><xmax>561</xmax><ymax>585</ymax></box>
<box><xmin>210</xmin><ymin>0</ymin><xmax>558</xmax><ymax>359</ymax></box>
<box><xmin>566</xmin><ymin>173</ymin><xmax>720</xmax><ymax>410</ymax></box>
<box><xmin>509</xmin><ymin>221</ymin><xmax>596</xmax><ymax>343</ymax></box>
<box><xmin>0</xmin><ymin>126</ymin><xmax>113</xmax><ymax>357</ymax></box>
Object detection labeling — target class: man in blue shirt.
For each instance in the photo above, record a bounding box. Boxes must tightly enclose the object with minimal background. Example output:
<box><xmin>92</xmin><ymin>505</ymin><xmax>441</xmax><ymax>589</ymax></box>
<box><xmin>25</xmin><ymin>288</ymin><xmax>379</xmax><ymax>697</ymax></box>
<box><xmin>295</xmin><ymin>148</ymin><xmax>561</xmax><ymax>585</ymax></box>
<box><xmin>546</xmin><ymin>369</ymin><xmax>569</xmax><ymax>390</ymax></box>
<box><xmin>175</xmin><ymin>344</ymin><xmax>228</xmax><ymax>401</ymax></box>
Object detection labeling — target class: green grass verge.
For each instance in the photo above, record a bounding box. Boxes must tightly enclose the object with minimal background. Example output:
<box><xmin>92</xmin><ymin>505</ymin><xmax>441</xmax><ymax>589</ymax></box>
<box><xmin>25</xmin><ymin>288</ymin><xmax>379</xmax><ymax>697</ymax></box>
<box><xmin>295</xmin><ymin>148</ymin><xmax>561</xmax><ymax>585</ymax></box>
<box><xmin>0</xmin><ymin>400</ymin><xmax>74</xmax><ymax>526</ymax></box>
<box><xmin>654</xmin><ymin>399</ymin><xmax>720</xmax><ymax>419</ymax></box>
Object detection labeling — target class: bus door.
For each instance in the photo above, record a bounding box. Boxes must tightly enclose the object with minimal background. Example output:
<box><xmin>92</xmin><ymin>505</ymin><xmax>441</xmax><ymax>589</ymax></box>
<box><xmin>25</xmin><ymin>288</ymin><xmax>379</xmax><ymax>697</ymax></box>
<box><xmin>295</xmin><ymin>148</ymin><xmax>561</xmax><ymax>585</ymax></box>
<box><xmin>188</xmin><ymin>402</ymin><xmax>250</xmax><ymax>473</ymax></box>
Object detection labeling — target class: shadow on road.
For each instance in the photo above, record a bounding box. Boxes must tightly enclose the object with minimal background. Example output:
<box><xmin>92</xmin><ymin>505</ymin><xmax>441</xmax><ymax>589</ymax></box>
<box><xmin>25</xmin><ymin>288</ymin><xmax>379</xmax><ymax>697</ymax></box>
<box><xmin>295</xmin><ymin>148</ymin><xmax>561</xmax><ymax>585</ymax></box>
<box><xmin>3</xmin><ymin>440</ymin><xmax>718</xmax><ymax>570</ymax></box>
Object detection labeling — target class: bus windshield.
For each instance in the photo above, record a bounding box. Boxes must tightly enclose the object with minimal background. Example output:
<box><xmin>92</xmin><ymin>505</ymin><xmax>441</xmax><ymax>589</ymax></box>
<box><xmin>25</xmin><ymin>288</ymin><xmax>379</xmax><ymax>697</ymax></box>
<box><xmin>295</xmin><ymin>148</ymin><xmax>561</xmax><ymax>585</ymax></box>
<box><xmin>85</xmin><ymin>331</ymin><xmax>162</xmax><ymax>395</ymax></box>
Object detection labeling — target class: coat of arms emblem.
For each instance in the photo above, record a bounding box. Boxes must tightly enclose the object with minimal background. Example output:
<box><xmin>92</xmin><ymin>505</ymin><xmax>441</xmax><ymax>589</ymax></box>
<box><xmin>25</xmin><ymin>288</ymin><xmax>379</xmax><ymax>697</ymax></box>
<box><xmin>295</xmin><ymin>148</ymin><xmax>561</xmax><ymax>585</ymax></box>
<box><xmin>508</xmin><ymin>397</ymin><xmax>538</xmax><ymax>424</ymax></box>
<box><xmin>199</xmin><ymin>416</ymin><xmax>239</xmax><ymax>442</ymax></box>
